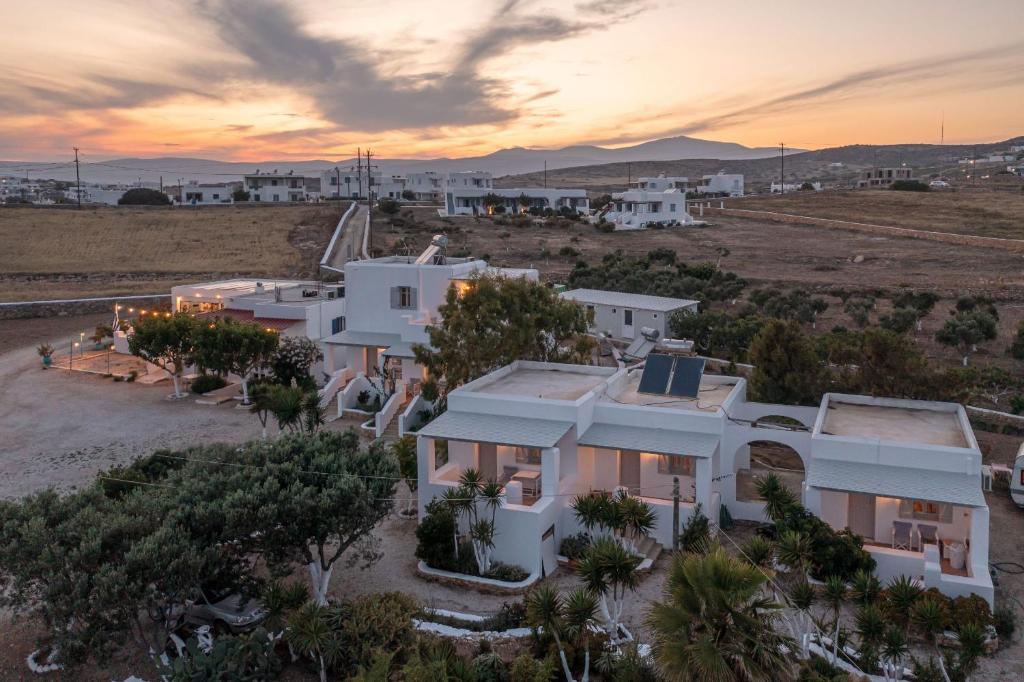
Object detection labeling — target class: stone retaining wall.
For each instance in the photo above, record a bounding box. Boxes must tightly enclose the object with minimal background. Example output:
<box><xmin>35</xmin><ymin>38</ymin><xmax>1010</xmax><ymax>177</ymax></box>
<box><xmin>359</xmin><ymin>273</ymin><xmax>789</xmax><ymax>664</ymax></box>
<box><xmin>707</xmin><ymin>207</ymin><xmax>1024</xmax><ymax>253</ymax></box>
<box><xmin>0</xmin><ymin>295</ymin><xmax>169</xmax><ymax>320</ymax></box>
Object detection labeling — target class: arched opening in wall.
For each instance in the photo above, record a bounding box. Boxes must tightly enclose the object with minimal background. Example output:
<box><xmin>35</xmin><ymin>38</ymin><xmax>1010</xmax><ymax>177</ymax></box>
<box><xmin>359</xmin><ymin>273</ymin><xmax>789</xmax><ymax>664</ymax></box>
<box><xmin>734</xmin><ymin>440</ymin><xmax>805</xmax><ymax>504</ymax></box>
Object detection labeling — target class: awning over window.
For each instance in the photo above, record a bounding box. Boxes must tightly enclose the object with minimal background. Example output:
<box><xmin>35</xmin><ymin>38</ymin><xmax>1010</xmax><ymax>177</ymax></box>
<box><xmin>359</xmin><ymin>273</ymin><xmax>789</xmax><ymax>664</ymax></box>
<box><xmin>418</xmin><ymin>411</ymin><xmax>573</xmax><ymax>449</ymax></box>
<box><xmin>807</xmin><ymin>459</ymin><xmax>986</xmax><ymax>507</ymax></box>
<box><xmin>578</xmin><ymin>423</ymin><xmax>719</xmax><ymax>458</ymax></box>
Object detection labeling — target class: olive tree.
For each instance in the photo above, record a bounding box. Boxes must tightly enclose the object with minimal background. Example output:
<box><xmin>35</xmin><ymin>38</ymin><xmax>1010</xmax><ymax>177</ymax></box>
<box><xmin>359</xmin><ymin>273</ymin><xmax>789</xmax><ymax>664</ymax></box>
<box><xmin>128</xmin><ymin>313</ymin><xmax>198</xmax><ymax>398</ymax></box>
<box><xmin>193</xmin><ymin>318</ymin><xmax>279</xmax><ymax>404</ymax></box>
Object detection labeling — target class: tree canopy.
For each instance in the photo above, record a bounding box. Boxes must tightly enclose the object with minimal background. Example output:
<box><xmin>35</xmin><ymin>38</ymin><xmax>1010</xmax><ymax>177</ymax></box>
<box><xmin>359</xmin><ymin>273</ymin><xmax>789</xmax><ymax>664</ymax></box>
<box><xmin>128</xmin><ymin>313</ymin><xmax>199</xmax><ymax>397</ymax></box>
<box><xmin>748</xmin><ymin>319</ymin><xmax>826</xmax><ymax>406</ymax></box>
<box><xmin>118</xmin><ymin>188</ymin><xmax>171</xmax><ymax>205</ymax></box>
<box><xmin>193</xmin><ymin>317</ymin><xmax>279</xmax><ymax>403</ymax></box>
<box><xmin>413</xmin><ymin>274</ymin><xmax>594</xmax><ymax>405</ymax></box>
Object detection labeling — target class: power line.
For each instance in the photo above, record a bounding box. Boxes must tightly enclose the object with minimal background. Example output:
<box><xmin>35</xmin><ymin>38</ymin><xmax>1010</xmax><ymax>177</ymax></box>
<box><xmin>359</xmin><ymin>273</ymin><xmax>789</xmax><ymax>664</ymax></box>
<box><xmin>73</xmin><ymin>147</ymin><xmax>81</xmax><ymax>209</ymax></box>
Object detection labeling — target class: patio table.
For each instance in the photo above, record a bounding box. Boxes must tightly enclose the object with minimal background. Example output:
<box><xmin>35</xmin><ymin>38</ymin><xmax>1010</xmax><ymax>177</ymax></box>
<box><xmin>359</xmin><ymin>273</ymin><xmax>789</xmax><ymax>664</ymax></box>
<box><xmin>512</xmin><ymin>470</ymin><xmax>541</xmax><ymax>497</ymax></box>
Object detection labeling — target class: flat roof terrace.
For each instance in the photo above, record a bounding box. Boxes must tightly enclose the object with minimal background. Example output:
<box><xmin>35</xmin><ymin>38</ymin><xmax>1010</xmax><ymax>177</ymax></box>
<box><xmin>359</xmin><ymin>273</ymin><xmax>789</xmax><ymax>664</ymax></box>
<box><xmin>464</xmin><ymin>366</ymin><xmax>610</xmax><ymax>401</ymax></box>
<box><xmin>821</xmin><ymin>401</ymin><xmax>968</xmax><ymax>448</ymax></box>
<box><xmin>603</xmin><ymin>372</ymin><xmax>737</xmax><ymax>413</ymax></box>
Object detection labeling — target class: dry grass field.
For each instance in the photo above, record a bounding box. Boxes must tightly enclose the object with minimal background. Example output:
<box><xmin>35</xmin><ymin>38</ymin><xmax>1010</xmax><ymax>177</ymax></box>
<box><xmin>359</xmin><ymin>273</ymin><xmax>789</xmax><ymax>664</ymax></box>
<box><xmin>724</xmin><ymin>189</ymin><xmax>1024</xmax><ymax>239</ymax></box>
<box><xmin>0</xmin><ymin>204</ymin><xmax>342</xmax><ymax>301</ymax></box>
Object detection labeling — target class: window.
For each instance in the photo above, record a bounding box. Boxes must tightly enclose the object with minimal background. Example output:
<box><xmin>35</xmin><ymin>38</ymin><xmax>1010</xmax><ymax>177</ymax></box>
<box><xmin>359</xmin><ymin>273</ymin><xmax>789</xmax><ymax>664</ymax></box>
<box><xmin>624</xmin><ymin>309</ymin><xmax>633</xmax><ymax>325</ymax></box>
<box><xmin>515</xmin><ymin>447</ymin><xmax>542</xmax><ymax>465</ymax></box>
<box><xmin>898</xmin><ymin>499</ymin><xmax>953</xmax><ymax>523</ymax></box>
<box><xmin>391</xmin><ymin>286</ymin><xmax>417</xmax><ymax>309</ymax></box>
<box><xmin>212</xmin><ymin>193</ymin><xmax>220</xmax><ymax>200</ymax></box>
<box><xmin>273</xmin><ymin>194</ymin><xmax>280</xmax><ymax>201</ymax></box>
<box><xmin>669</xmin><ymin>203</ymin><xmax>676</xmax><ymax>212</ymax></box>
<box><xmin>657</xmin><ymin>455</ymin><xmax>692</xmax><ymax>476</ymax></box>
<box><xmin>330</xmin><ymin>316</ymin><xmax>346</xmax><ymax>334</ymax></box>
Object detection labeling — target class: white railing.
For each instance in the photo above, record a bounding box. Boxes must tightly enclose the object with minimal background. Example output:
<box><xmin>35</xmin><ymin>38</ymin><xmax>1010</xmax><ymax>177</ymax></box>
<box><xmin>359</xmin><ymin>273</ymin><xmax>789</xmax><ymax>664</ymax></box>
<box><xmin>319</xmin><ymin>201</ymin><xmax>357</xmax><ymax>269</ymax></box>
<box><xmin>374</xmin><ymin>387</ymin><xmax>407</xmax><ymax>438</ymax></box>
<box><xmin>318</xmin><ymin>367</ymin><xmax>354</xmax><ymax>408</ymax></box>
<box><xmin>338</xmin><ymin>373</ymin><xmax>372</xmax><ymax>417</ymax></box>
<box><xmin>398</xmin><ymin>393</ymin><xmax>432</xmax><ymax>437</ymax></box>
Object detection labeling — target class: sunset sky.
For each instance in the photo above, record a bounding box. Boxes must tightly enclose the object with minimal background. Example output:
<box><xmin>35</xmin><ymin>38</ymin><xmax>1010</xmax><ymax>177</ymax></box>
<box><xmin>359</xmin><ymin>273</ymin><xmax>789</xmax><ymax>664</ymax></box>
<box><xmin>2</xmin><ymin>0</ymin><xmax>1023</xmax><ymax>161</ymax></box>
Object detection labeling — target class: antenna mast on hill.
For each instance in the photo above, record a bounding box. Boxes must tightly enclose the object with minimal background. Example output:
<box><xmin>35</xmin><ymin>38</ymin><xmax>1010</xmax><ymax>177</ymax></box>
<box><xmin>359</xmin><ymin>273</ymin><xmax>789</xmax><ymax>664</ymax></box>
<box><xmin>779</xmin><ymin>143</ymin><xmax>785</xmax><ymax>194</ymax></box>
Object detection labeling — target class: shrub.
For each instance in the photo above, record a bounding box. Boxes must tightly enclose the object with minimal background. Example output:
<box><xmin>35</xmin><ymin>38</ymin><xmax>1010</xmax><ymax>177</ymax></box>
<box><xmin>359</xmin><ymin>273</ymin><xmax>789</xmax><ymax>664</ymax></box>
<box><xmin>559</xmin><ymin>246</ymin><xmax>581</xmax><ymax>259</ymax></box>
<box><xmin>191</xmin><ymin>373</ymin><xmax>228</xmax><ymax>394</ymax></box>
<box><xmin>595</xmin><ymin>220</ymin><xmax>614</xmax><ymax>233</ymax></box>
<box><xmin>891</xmin><ymin>180</ymin><xmax>930</xmax><ymax>192</ymax></box>
<box><xmin>559</xmin><ymin>532</ymin><xmax>592</xmax><ymax>560</ymax></box>
<box><xmin>156</xmin><ymin>627</ymin><xmax>281</xmax><ymax>680</ymax></box>
<box><xmin>472</xmin><ymin>651</ymin><xmax>508</xmax><ymax>682</ymax></box>
<box><xmin>118</xmin><ymin>187</ymin><xmax>171</xmax><ymax>205</ymax></box>
<box><xmin>775</xmin><ymin>507</ymin><xmax>875</xmax><ymax>581</ymax></box>
<box><xmin>994</xmin><ymin>605</ymin><xmax>1016</xmax><ymax>639</ymax></box>
<box><xmin>509</xmin><ymin>653</ymin><xmax>557</xmax><ymax>682</ymax></box>
<box><xmin>335</xmin><ymin>592</ymin><xmax>420</xmax><ymax>671</ymax></box>
<box><xmin>415</xmin><ymin>500</ymin><xmax>458</xmax><ymax>570</ymax></box>
<box><xmin>37</xmin><ymin>343</ymin><xmax>55</xmax><ymax>357</ymax></box>
<box><xmin>484</xmin><ymin>562</ymin><xmax>530</xmax><ymax>583</ymax></box>
<box><xmin>951</xmin><ymin>594</ymin><xmax>993</xmax><ymax>629</ymax></box>
<box><xmin>679</xmin><ymin>503</ymin><xmax>711</xmax><ymax>553</ymax></box>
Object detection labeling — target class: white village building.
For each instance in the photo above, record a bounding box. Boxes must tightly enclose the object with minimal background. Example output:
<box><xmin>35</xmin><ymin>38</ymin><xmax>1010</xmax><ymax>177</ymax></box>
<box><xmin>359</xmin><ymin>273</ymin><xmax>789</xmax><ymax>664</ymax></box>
<box><xmin>560</xmin><ymin>289</ymin><xmax>698</xmax><ymax>341</ymax></box>
<box><xmin>444</xmin><ymin>186</ymin><xmax>589</xmax><ymax>216</ymax></box>
<box><xmin>244</xmin><ymin>171</ymin><xmax>317</xmax><ymax>202</ymax></box>
<box><xmin>180</xmin><ymin>183</ymin><xmax>235</xmax><ymax>205</ymax></box>
<box><xmin>318</xmin><ymin>246</ymin><xmax>538</xmax><ymax>429</ymax></box>
<box><xmin>600</xmin><ymin>177</ymin><xmax>694</xmax><ymax>229</ymax></box>
<box><xmin>415</xmin><ymin>360</ymin><xmax>993</xmax><ymax>604</ymax></box>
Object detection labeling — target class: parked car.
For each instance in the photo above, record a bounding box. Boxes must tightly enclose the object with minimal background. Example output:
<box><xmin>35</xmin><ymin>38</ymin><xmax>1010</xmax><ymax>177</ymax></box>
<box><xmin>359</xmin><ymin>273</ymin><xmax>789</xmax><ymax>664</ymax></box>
<box><xmin>182</xmin><ymin>586</ymin><xmax>267</xmax><ymax>633</ymax></box>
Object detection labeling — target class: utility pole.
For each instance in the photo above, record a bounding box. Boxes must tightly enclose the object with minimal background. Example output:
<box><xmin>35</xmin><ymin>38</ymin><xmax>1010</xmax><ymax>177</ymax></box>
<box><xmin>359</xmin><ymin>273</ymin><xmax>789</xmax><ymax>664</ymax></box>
<box><xmin>356</xmin><ymin>147</ymin><xmax>362</xmax><ymax>199</ymax></box>
<box><xmin>543</xmin><ymin>160</ymin><xmax>547</xmax><ymax>188</ymax></box>
<box><xmin>334</xmin><ymin>166</ymin><xmax>340</xmax><ymax>202</ymax></box>
<box><xmin>73</xmin><ymin>147</ymin><xmax>81</xmax><ymax>209</ymax></box>
<box><xmin>178</xmin><ymin>178</ymin><xmax>184</xmax><ymax>205</ymax></box>
<box><xmin>779</xmin><ymin>142</ymin><xmax>785</xmax><ymax>194</ymax></box>
<box><xmin>365</xmin><ymin>148</ymin><xmax>374</xmax><ymax>256</ymax></box>
<box><xmin>672</xmin><ymin>477</ymin><xmax>680</xmax><ymax>552</ymax></box>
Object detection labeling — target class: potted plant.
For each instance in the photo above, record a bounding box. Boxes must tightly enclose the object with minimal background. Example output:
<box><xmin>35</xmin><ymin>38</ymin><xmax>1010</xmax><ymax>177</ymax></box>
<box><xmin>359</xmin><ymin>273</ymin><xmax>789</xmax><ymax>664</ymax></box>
<box><xmin>91</xmin><ymin>324</ymin><xmax>113</xmax><ymax>350</ymax></box>
<box><xmin>37</xmin><ymin>343</ymin><xmax>54</xmax><ymax>367</ymax></box>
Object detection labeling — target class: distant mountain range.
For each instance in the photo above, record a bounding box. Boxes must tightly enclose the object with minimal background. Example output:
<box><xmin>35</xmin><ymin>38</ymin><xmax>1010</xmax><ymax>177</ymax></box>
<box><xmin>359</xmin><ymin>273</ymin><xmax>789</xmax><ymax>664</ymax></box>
<box><xmin>498</xmin><ymin>137</ymin><xmax>1024</xmax><ymax>191</ymax></box>
<box><xmin>0</xmin><ymin>136</ymin><xmax>795</xmax><ymax>185</ymax></box>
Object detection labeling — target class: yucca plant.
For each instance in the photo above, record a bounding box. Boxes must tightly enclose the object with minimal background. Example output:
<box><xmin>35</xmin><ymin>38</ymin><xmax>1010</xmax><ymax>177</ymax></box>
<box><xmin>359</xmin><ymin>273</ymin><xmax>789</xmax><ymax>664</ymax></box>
<box><xmin>576</xmin><ymin>536</ymin><xmax>641</xmax><ymax>639</ymax></box>
<box><xmin>885</xmin><ymin>575</ymin><xmax>922</xmax><ymax>631</ymax></box>
<box><xmin>911</xmin><ymin>598</ymin><xmax>951</xmax><ymax>682</ymax></box>
<box><xmin>881</xmin><ymin>626</ymin><xmax>908</xmax><ymax>681</ymax></box>
<box><xmin>754</xmin><ymin>472</ymin><xmax>799</xmax><ymax>522</ymax></box>
<box><xmin>788</xmin><ymin>579</ymin><xmax>817</xmax><ymax>660</ymax></box>
<box><xmin>525</xmin><ymin>584</ymin><xmax>574</xmax><ymax>682</ymax></box>
<box><xmin>821</xmin><ymin>575</ymin><xmax>847</xmax><ymax>665</ymax></box>
<box><xmin>850</xmin><ymin>569</ymin><xmax>882</xmax><ymax>607</ymax></box>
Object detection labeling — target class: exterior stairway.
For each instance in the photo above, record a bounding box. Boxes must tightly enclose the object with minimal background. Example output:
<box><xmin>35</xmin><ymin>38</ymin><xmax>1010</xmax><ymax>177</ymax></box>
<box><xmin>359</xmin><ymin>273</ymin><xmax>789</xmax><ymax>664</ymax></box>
<box><xmin>636</xmin><ymin>536</ymin><xmax>664</xmax><ymax>573</ymax></box>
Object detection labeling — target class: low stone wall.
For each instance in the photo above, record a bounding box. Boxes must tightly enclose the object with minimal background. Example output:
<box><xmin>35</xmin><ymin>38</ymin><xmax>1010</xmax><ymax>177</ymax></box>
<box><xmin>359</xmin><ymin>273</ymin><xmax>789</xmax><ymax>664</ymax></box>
<box><xmin>416</xmin><ymin>561</ymin><xmax>539</xmax><ymax>595</ymax></box>
<box><xmin>707</xmin><ymin>207</ymin><xmax>1024</xmax><ymax>253</ymax></box>
<box><xmin>0</xmin><ymin>295</ymin><xmax>170</xmax><ymax>320</ymax></box>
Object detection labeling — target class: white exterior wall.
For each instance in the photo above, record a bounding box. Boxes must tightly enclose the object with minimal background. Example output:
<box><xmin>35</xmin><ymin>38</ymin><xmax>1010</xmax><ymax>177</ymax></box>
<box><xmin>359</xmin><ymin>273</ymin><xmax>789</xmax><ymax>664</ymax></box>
<box><xmin>604</xmin><ymin>189</ymin><xmax>693</xmax><ymax>229</ymax></box>
<box><xmin>245</xmin><ymin>174</ymin><xmax>310</xmax><ymax>202</ymax></box>
<box><xmin>445</xmin><ymin>187</ymin><xmax>589</xmax><ymax>216</ymax></box>
<box><xmin>583</xmin><ymin>301</ymin><xmax>696</xmax><ymax>340</ymax></box>
<box><xmin>182</xmin><ymin>185</ymin><xmax>233</xmax><ymax>205</ymax></box>
<box><xmin>699</xmin><ymin>174</ymin><xmax>744</xmax><ymax>196</ymax></box>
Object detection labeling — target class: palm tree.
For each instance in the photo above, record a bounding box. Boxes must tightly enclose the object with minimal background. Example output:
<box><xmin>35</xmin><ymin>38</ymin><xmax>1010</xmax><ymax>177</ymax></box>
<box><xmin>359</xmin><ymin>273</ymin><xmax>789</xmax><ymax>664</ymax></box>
<box><xmin>885</xmin><ymin>575</ymin><xmax>922</xmax><ymax>632</ymax></box>
<box><xmin>440</xmin><ymin>486</ymin><xmax>470</xmax><ymax>560</ymax></box>
<box><xmin>950</xmin><ymin>621</ymin><xmax>986</xmax><ymax>680</ymax></box>
<box><xmin>563</xmin><ymin>587</ymin><xmax>600</xmax><ymax>682</ymax></box>
<box><xmin>617</xmin><ymin>493</ymin><xmax>656</xmax><ymax>554</ymax></box>
<box><xmin>821</xmin><ymin>575</ymin><xmax>847</xmax><ymax>665</ymax></box>
<box><xmin>849</xmin><ymin>569</ymin><xmax>882</xmax><ymax>607</ymax></box>
<box><xmin>572</xmin><ymin>492</ymin><xmax>613</xmax><ymax>540</ymax></box>
<box><xmin>754</xmin><ymin>472</ymin><xmax>798</xmax><ymax>522</ymax></box>
<box><xmin>301</xmin><ymin>390</ymin><xmax>325</xmax><ymax>433</ymax></box>
<box><xmin>268</xmin><ymin>384</ymin><xmax>305</xmax><ymax>433</ymax></box>
<box><xmin>576</xmin><ymin>537</ymin><xmax>641</xmax><ymax>639</ymax></box>
<box><xmin>526</xmin><ymin>584</ymin><xmax>574</xmax><ymax>682</ymax></box>
<box><xmin>286</xmin><ymin>602</ymin><xmax>342</xmax><ymax>682</ymax></box>
<box><xmin>789</xmin><ymin>579</ymin><xmax>816</xmax><ymax>660</ymax></box>
<box><xmin>646</xmin><ymin>546</ymin><xmax>795</xmax><ymax>681</ymax></box>
<box><xmin>881</xmin><ymin>626</ymin><xmax>908</xmax><ymax>681</ymax></box>
<box><xmin>855</xmin><ymin>604</ymin><xmax>886</xmax><ymax>675</ymax></box>
<box><xmin>911</xmin><ymin>598</ymin><xmax>952</xmax><ymax>682</ymax></box>
<box><xmin>740</xmin><ymin>535</ymin><xmax>776</xmax><ymax>572</ymax></box>
<box><xmin>775</xmin><ymin>529</ymin><xmax>813</xmax><ymax>579</ymax></box>
<box><xmin>262</xmin><ymin>581</ymin><xmax>310</xmax><ymax>661</ymax></box>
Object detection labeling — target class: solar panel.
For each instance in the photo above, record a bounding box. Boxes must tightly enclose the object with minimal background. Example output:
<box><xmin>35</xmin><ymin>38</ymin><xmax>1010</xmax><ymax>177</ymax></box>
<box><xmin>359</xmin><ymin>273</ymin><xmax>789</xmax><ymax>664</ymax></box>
<box><xmin>637</xmin><ymin>353</ymin><xmax>674</xmax><ymax>394</ymax></box>
<box><xmin>668</xmin><ymin>356</ymin><xmax>706</xmax><ymax>398</ymax></box>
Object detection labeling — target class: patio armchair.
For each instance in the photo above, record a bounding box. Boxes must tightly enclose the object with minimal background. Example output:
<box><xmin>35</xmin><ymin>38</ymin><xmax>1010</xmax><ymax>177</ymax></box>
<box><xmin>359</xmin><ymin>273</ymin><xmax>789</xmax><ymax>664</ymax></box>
<box><xmin>892</xmin><ymin>521</ymin><xmax>913</xmax><ymax>551</ymax></box>
<box><xmin>917</xmin><ymin>524</ymin><xmax>939</xmax><ymax>552</ymax></box>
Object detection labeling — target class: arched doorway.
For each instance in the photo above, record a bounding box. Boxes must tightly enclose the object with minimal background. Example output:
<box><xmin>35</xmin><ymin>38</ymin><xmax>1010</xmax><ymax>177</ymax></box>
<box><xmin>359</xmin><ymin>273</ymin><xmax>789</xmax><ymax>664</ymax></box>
<box><xmin>734</xmin><ymin>440</ymin><xmax>806</xmax><ymax>504</ymax></box>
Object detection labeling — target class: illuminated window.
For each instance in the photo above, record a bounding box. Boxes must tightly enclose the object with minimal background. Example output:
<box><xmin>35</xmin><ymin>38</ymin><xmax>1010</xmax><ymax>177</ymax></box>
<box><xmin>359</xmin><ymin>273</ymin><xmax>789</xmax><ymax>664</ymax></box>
<box><xmin>898</xmin><ymin>499</ymin><xmax>952</xmax><ymax>523</ymax></box>
<box><xmin>515</xmin><ymin>448</ymin><xmax>542</xmax><ymax>465</ymax></box>
<box><xmin>657</xmin><ymin>455</ymin><xmax>692</xmax><ymax>476</ymax></box>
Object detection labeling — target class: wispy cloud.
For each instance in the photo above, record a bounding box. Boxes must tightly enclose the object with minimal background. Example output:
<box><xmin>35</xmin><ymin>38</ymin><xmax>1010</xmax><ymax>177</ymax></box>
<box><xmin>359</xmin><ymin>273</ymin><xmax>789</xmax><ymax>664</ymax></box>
<box><xmin>196</xmin><ymin>0</ymin><xmax>651</xmax><ymax>133</ymax></box>
<box><xmin>657</xmin><ymin>41</ymin><xmax>1024</xmax><ymax>139</ymax></box>
<box><xmin>0</xmin><ymin>71</ymin><xmax>211</xmax><ymax>113</ymax></box>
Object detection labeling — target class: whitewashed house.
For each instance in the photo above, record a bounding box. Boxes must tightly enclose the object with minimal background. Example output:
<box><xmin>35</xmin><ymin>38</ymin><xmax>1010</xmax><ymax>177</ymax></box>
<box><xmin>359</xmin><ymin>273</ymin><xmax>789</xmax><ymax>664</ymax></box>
<box><xmin>320</xmin><ymin>247</ymin><xmax>537</xmax><ymax>426</ymax></box>
<box><xmin>560</xmin><ymin>289</ymin><xmax>698</xmax><ymax>341</ymax></box>
<box><xmin>245</xmin><ymin>171</ymin><xmax>317</xmax><ymax>202</ymax></box>
<box><xmin>180</xmin><ymin>183</ymin><xmax>234</xmax><ymax>205</ymax></box>
<box><xmin>406</xmin><ymin>172</ymin><xmax>445</xmax><ymax>201</ymax></box>
<box><xmin>415</xmin><ymin>360</ymin><xmax>993</xmax><ymax>603</ymax></box>
<box><xmin>601</xmin><ymin>181</ymin><xmax>693</xmax><ymax>229</ymax></box>
<box><xmin>444</xmin><ymin>186</ymin><xmax>589</xmax><ymax>216</ymax></box>
<box><xmin>697</xmin><ymin>173</ymin><xmax>744</xmax><ymax>197</ymax></box>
